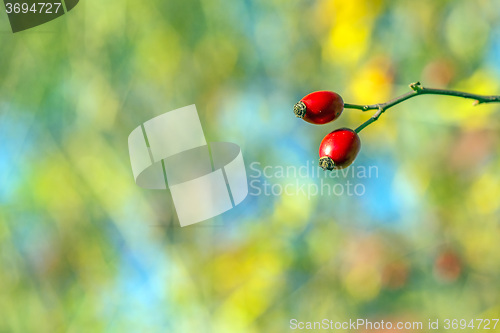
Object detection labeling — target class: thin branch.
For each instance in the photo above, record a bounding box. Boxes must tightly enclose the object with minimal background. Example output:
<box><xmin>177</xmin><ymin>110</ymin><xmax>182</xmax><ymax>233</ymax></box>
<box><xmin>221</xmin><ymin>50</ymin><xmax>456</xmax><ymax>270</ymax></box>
<box><xmin>348</xmin><ymin>82</ymin><xmax>500</xmax><ymax>133</ymax></box>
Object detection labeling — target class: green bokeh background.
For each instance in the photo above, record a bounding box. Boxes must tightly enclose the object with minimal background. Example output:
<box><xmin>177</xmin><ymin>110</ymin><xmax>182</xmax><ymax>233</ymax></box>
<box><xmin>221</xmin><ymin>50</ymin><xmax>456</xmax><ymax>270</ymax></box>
<box><xmin>1</xmin><ymin>0</ymin><xmax>500</xmax><ymax>332</ymax></box>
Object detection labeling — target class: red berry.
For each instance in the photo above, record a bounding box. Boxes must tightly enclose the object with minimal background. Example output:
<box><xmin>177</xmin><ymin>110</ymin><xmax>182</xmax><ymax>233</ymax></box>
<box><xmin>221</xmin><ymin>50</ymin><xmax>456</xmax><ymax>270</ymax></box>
<box><xmin>319</xmin><ymin>128</ymin><xmax>361</xmax><ymax>170</ymax></box>
<box><xmin>294</xmin><ymin>91</ymin><xmax>344</xmax><ymax>124</ymax></box>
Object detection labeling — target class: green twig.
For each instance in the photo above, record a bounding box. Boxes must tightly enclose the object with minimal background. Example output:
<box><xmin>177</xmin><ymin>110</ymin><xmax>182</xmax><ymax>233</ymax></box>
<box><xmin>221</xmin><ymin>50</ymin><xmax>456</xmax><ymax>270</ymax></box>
<box><xmin>348</xmin><ymin>82</ymin><xmax>500</xmax><ymax>133</ymax></box>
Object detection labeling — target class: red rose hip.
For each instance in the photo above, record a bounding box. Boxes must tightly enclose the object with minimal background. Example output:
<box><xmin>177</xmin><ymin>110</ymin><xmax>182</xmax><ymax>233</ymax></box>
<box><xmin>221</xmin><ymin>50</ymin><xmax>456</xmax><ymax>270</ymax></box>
<box><xmin>294</xmin><ymin>91</ymin><xmax>344</xmax><ymax>124</ymax></box>
<box><xmin>319</xmin><ymin>128</ymin><xmax>361</xmax><ymax>170</ymax></box>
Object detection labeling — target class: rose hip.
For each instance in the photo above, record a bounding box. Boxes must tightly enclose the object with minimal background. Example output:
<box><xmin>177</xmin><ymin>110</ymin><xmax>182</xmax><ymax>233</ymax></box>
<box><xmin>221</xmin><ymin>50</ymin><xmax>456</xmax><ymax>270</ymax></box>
<box><xmin>319</xmin><ymin>128</ymin><xmax>361</xmax><ymax>170</ymax></box>
<box><xmin>294</xmin><ymin>91</ymin><xmax>344</xmax><ymax>124</ymax></box>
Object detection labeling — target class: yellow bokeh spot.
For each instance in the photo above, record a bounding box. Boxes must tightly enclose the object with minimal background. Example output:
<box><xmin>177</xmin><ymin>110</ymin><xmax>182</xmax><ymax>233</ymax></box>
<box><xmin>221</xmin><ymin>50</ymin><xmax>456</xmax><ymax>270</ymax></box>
<box><xmin>321</xmin><ymin>0</ymin><xmax>383</xmax><ymax>66</ymax></box>
<box><xmin>214</xmin><ymin>275</ymin><xmax>281</xmax><ymax>332</ymax></box>
<box><xmin>438</xmin><ymin>70</ymin><xmax>500</xmax><ymax>126</ymax></box>
<box><xmin>135</xmin><ymin>26</ymin><xmax>182</xmax><ymax>81</ymax></box>
<box><xmin>468</xmin><ymin>173</ymin><xmax>500</xmax><ymax>215</ymax></box>
<box><xmin>462</xmin><ymin>228</ymin><xmax>500</xmax><ymax>272</ymax></box>
<box><xmin>324</xmin><ymin>22</ymin><xmax>370</xmax><ymax>65</ymax></box>
<box><xmin>212</xmin><ymin>244</ymin><xmax>285</xmax><ymax>295</ymax></box>
<box><xmin>343</xmin><ymin>264</ymin><xmax>381</xmax><ymax>301</ymax></box>
<box><xmin>272</xmin><ymin>190</ymin><xmax>314</xmax><ymax>231</ymax></box>
<box><xmin>32</xmin><ymin>155</ymin><xmax>83</xmax><ymax>220</ymax></box>
<box><xmin>350</xmin><ymin>59</ymin><xmax>393</xmax><ymax>103</ymax></box>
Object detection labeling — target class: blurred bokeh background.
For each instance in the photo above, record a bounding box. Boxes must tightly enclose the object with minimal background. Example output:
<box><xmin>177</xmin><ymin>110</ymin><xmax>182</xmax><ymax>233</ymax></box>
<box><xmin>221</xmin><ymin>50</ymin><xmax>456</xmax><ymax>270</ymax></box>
<box><xmin>2</xmin><ymin>0</ymin><xmax>500</xmax><ymax>331</ymax></box>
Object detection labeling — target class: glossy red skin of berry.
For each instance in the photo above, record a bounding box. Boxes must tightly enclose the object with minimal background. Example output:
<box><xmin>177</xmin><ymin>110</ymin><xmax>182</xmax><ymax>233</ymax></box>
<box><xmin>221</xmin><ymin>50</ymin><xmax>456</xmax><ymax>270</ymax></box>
<box><xmin>319</xmin><ymin>128</ymin><xmax>361</xmax><ymax>169</ymax></box>
<box><xmin>301</xmin><ymin>91</ymin><xmax>344</xmax><ymax>124</ymax></box>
